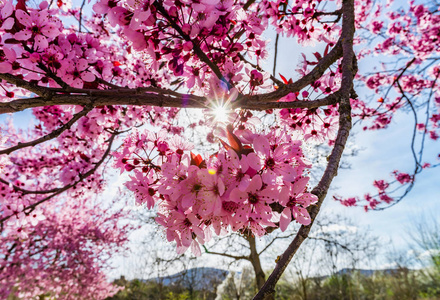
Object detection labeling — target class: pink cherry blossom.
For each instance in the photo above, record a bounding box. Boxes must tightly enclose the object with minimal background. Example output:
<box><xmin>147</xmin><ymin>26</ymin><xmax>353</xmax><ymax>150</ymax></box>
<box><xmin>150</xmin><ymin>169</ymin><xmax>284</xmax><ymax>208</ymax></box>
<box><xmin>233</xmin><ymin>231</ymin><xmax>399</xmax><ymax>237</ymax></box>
<box><xmin>15</xmin><ymin>9</ymin><xmax>60</xmax><ymax>51</ymax></box>
<box><xmin>279</xmin><ymin>177</ymin><xmax>318</xmax><ymax>230</ymax></box>
<box><xmin>247</xmin><ymin>136</ymin><xmax>298</xmax><ymax>184</ymax></box>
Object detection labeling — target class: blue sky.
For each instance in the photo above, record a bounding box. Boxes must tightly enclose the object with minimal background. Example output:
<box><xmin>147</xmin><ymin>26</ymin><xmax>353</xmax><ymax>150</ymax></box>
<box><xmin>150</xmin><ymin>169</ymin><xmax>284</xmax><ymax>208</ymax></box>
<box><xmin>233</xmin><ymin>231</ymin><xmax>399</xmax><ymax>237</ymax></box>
<box><xmin>261</xmin><ymin>27</ymin><xmax>440</xmax><ymax>259</ymax></box>
<box><xmin>326</xmin><ymin>113</ymin><xmax>440</xmax><ymax>250</ymax></box>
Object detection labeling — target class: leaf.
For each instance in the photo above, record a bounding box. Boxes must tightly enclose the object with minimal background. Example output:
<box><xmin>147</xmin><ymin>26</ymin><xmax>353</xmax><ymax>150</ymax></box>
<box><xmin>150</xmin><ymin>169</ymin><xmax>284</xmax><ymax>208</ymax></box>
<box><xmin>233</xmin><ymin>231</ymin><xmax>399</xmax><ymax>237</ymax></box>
<box><xmin>279</xmin><ymin>73</ymin><xmax>289</xmax><ymax>84</ymax></box>
<box><xmin>219</xmin><ymin>138</ymin><xmax>231</xmax><ymax>151</ymax></box>
<box><xmin>241</xmin><ymin>146</ymin><xmax>254</xmax><ymax>156</ymax></box>
<box><xmin>313</xmin><ymin>52</ymin><xmax>322</xmax><ymax>61</ymax></box>
<box><xmin>324</xmin><ymin>43</ymin><xmax>330</xmax><ymax>57</ymax></box>
<box><xmin>190</xmin><ymin>152</ymin><xmax>205</xmax><ymax>168</ymax></box>
<box><xmin>226</xmin><ymin>124</ymin><xmax>243</xmax><ymax>153</ymax></box>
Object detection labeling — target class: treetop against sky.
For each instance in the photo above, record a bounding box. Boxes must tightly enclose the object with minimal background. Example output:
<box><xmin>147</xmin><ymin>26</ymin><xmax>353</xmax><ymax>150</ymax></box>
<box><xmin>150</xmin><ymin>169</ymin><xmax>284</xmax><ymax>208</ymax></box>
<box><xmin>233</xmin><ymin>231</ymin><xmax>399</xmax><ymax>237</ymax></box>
<box><xmin>0</xmin><ymin>0</ymin><xmax>439</xmax><ymax>298</ymax></box>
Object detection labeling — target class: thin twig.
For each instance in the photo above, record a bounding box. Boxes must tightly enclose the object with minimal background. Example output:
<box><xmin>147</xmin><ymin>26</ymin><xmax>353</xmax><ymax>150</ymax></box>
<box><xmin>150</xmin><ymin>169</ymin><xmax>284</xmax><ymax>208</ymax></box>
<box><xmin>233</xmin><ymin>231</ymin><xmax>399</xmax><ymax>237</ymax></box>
<box><xmin>273</xmin><ymin>33</ymin><xmax>279</xmax><ymax>77</ymax></box>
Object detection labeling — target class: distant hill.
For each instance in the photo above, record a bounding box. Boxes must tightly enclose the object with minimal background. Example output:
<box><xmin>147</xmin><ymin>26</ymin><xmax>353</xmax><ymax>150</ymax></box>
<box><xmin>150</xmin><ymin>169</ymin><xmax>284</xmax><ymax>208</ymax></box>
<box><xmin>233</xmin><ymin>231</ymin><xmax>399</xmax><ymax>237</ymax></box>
<box><xmin>335</xmin><ymin>268</ymin><xmax>400</xmax><ymax>277</ymax></box>
<box><xmin>147</xmin><ymin>267</ymin><xmax>229</xmax><ymax>291</ymax></box>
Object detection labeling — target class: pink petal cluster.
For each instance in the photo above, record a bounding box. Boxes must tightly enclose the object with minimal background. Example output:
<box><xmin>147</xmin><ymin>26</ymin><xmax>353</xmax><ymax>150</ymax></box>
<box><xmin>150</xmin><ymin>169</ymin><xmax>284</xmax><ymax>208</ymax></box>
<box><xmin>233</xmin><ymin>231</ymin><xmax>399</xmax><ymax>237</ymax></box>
<box><xmin>115</xmin><ymin>127</ymin><xmax>317</xmax><ymax>256</ymax></box>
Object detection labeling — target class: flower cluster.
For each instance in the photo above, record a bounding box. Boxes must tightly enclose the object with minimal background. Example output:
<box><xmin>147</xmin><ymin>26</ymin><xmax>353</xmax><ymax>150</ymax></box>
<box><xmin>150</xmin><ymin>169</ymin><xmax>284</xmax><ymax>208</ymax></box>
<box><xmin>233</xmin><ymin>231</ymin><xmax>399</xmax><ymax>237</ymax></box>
<box><xmin>114</xmin><ymin>125</ymin><xmax>317</xmax><ymax>255</ymax></box>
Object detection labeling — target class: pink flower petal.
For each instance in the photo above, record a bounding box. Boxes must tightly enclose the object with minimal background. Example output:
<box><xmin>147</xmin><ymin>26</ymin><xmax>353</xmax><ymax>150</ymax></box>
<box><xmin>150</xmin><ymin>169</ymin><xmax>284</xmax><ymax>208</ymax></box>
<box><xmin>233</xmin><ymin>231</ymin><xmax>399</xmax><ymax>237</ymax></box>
<box><xmin>247</xmin><ymin>175</ymin><xmax>262</xmax><ymax>193</ymax></box>
<box><xmin>293</xmin><ymin>207</ymin><xmax>311</xmax><ymax>225</ymax></box>
<box><xmin>81</xmin><ymin>71</ymin><xmax>95</xmax><ymax>82</ymax></box>
<box><xmin>229</xmin><ymin>188</ymin><xmax>247</xmax><ymax>203</ymax></box>
<box><xmin>246</xmin><ymin>152</ymin><xmax>262</xmax><ymax>170</ymax></box>
<box><xmin>41</xmin><ymin>22</ymin><xmax>60</xmax><ymax>38</ymax></box>
<box><xmin>297</xmin><ymin>193</ymin><xmax>318</xmax><ymax>206</ymax></box>
<box><xmin>181</xmin><ymin>230</ymin><xmax>192</xmax><ymax>247</ymax></box>
<box><xmin>191</xmin><ymin>241</ymin><xmax>201</xmax><ymax>256</ymax></box>
<box><xmin>15</xmin><ymin>30</ymin><xmax>32</xmax><ymax>41</ymax></box>
<box><xmin>292</xmin><ymin>177</ymin><xmax>309</xmax><ymax>195</ymax></box>
<box><xmin>34</xmin><ymin>34</ymin><xmax>48</xmax><ymax>50</ymax></box>
<box><xmin>218</xmin><ymin>178</ymin><xmax>225</xmax><ymax>195</ymax></box>
<box><xmin>182</xmin><ymin>194</ymin><xmax>195</xmax><ymax>209</ymax></box>
<box><xmin>262</xmin><ymin>169</ymin><xmax>277</xmax><ymax>184</ymax></box>
<box><xmin>3</xmin><ymin>46</ymin><xmax>16</xmax><ymax>61</ymax></box>
<box><xmin>76</xmin><ymin>58</ymin><xmax>88</xmax><ymax>71</ymax></box>
<box><xmin>72</xmin><ymin>78</ymin><xmax>83</xmax><ymax>88</ymax></box>
<box><xmin>237</xmin><ymin>176</ymin><xmax>250</xmax><ymax>191</ymax></box>
<box><xmin>1</xmin><ymin>17</ymin><xmax>14</xmax><ymax>30</ymax></box>
<box><xmin>253</xmin><ymin>136</ymin><xmax>270</xmax><ymax>156</ymax></box>
<box><xmin>15</xmin><ymin>10</ymin><xmax>31</xmax><ymax>27</ymax></box>
<box><xmin>192</xmin><ymin>3</ymin><xmax>206</xmax><ymax>11</ymax></box>
<box><xmin>1</xmin><ymin>1</ymin><xmax>13</xmax><ymax>19</ymax></box>
<box><xmin>0</xmin><ymin>62</ymin><xmax>12</xmax><ymax>73</ymax></box>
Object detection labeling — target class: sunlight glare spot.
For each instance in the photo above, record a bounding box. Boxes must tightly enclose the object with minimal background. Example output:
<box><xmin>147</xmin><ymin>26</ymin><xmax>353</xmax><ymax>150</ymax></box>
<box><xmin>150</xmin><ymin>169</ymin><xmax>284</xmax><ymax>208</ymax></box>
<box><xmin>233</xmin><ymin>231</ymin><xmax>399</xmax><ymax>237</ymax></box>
<box><xmin>212</xmin><ymin>104</ymin><xmax>229</xmax><ymax>123</ymax></box>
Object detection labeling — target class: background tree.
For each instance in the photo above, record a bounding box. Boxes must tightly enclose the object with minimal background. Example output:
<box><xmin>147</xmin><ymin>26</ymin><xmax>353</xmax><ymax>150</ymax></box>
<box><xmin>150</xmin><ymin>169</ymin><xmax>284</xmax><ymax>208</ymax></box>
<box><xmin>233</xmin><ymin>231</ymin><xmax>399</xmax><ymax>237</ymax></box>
<box><xmin>0</xmin><ymin>196</ymin><xmax>133</xmax><ymax>299</ymax></box>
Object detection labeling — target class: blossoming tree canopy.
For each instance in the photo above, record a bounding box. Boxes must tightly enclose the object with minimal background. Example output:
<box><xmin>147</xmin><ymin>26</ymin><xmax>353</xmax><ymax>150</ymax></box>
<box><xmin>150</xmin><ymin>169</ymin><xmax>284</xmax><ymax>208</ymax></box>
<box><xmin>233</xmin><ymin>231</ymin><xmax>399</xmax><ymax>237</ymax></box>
<box><xmin>0</xmin><ymin>0</ymin><xmax>439</xmax><ymax>297</ymax></box>
<box><xmin>0</xmin><ymin>0</ymin><xmax>349</xmax><ymax>255</ymax></box>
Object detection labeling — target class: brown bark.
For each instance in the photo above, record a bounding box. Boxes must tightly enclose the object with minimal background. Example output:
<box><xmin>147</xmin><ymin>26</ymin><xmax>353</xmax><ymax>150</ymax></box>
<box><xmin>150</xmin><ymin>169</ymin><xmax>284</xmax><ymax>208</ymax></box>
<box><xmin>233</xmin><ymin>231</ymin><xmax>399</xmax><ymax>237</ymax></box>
<box><xmin>247</xmin><ymin>236</ymin><xmax>266</xmax><ymax>289</ymax></box>
<box><xmin>252</xmin><ymin>0</ymin><xmax>356</xmax><ymax>298</ymax></box>
<box><xmin>246</xmin><ymin>235</ymin><xmax>275</xmax><ymax>300</ymax></box>
<box><xmin>0</xmin><ymin>39</ymin><xmax>342</xmax><ymax>115</ymax></box>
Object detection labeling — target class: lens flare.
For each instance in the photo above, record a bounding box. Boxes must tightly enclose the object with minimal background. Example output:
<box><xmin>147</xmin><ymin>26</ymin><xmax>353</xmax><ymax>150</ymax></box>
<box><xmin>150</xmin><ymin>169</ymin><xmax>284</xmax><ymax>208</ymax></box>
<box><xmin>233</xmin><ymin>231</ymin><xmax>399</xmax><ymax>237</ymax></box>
<box><xmin>212</xmin><ymin>103</ymin><xmax>229</xmax><ymax>123</ymax></box>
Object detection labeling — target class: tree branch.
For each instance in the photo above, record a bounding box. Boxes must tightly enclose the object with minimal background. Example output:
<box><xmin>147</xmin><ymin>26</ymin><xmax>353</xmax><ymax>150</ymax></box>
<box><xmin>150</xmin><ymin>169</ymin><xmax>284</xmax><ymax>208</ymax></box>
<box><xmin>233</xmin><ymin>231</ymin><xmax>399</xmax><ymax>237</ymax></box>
<box><xmin>0</xmin><ymin>105</ymin><xmax>92</xmax><ymax>155</ymax></box>
<box><xmin>204</xmin><ymin>248</ymin><xmax>249</xmax><ymax>261</ymax></box>
<box><xmin>273</xmin><ymin>33</ymin><xmax>280</xmax><ymax>77</ymax></box>
<box><xmin>240</xmin><ymin>91</ymin><xmax>340</xmax><ymax>110</ymax></box>
<box><xmin>153</xmin><ymin>1</ymin><xmax>231</xmax><ymax>88</ymax></box>
<box><xmin>0</xmin><ymin>92</ymin><xmax>205</xmax><ymax>114</ymax></box>
<box><xmin>243</xmin><ymin>0</ymin><xmax>256</xmax><ymax>10</ymax></box>
<box><xmin>0</xmin><ymin>73</ymin><xmax>54</xmax><ymax>99</ymax></box>
<box><xmin>258</xmin><ymin>233</ymin><xmax>296</xmax><ymax>256</ymax></box>
<box><xmin>307</xmin><ymin>236</ymin><xmax>354</xmax><ymax>256</ymax></box>
<box><xmin>237</xmin><ymin>53</ymin><xmax>284</xmax><ymax>86</ymax></box>
<box><xmin>0</xmin><ymin>177</ymin><xmax>61</xmax><ymax>195</ymax></box>
<box><xmin>0</xmin><ymin>89</ymin><xmax>340</xmax><ymax>115</ymax></box>
<box><xmin>252</xmin><ymin>0</ymin><xmax>355</xmax><ymax>298</ymax></box>
<box><xmin>237</xmin><ymin>39</ymin><xmax>342</xmax><ymax>104</ymax></box>
<box><xmin>1</xmin><ymin>33</ymin><xmax>341</xmax><ymax>115</ymax></box>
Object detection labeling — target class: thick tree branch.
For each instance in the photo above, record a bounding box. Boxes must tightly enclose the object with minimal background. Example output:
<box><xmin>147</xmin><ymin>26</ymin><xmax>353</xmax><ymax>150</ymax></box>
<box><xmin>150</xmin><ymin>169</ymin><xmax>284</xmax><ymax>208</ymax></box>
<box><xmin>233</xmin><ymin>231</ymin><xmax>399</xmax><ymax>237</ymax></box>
<box><xmin>0</xmin><ymin>36</ymin><xmax>341</xmax><ymax>114</ymax></box>
<box><xmin>0</xmin><ymin>92</ymin><xmax>205</xmax><ymax>114</ymax></box>
<box><xmin>247</xmin><ymin>235</ymin><xmax>267</xmax><ymax>290</ymax></box>
<box><xmin>241</xmin><ymin>91</ymin><xmax>340</xmax><ymax>110</ymax></box>
<box><xmin>0</xmin><ymin>73</ymin><xmax>54</xmax><ymax>98</ymax></box>
<box><xmin>253</xmin><ymin>0</ymin><xmax>355</xmax><ymax>298</ymax></box>
<box><xmin>0</xmin><ymin>90</ymin><xmax>340</xmax><ymax>115</ymax></box>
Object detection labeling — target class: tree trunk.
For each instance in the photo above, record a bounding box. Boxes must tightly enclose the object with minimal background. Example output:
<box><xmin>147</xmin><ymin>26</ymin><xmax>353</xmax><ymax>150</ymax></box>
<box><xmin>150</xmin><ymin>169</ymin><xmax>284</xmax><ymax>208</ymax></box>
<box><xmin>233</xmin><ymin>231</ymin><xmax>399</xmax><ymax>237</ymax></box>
<box><xmin>247</xmin><ymin>235</ymin><xmax>275</xmax><ymax>300</ymax></box>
